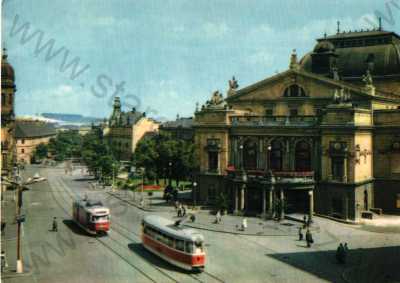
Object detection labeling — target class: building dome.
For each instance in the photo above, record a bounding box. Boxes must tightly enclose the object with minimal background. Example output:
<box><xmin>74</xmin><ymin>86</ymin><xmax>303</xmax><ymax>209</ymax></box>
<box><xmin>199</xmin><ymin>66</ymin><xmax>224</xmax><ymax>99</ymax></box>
<box><xmin>313</xmin><ymin>40</ymin><xmax>335</xmax><ymax>53</ymax></box>
<box><xmin>301</xmin><ymin>31</ymin><xmax>400</xmax><ymax>79</ymax></box>
<box><xmin>1</xmin><ymin>49</ymin><xmax>15</xmax><ymax>87</ymax></box>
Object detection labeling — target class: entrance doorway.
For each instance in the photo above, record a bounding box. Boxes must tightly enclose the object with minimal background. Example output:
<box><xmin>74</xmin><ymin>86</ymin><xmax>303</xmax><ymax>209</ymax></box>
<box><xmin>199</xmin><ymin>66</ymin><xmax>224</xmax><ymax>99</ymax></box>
<box><xmin>245</xmin><ymin>188</ymin><xmax>263</xmax><ymax>215</ymax></box>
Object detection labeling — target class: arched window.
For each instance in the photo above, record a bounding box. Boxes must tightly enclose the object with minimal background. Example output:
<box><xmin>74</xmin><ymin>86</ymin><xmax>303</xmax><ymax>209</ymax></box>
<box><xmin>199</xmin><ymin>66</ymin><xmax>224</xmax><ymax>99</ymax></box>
<box><xmin>283</xmin><ymin>85</ymin><xmax>306</xmax><ymax>97</ymax></box>
<box><xmin>243</xmin><ymin>139</ymin><xmax>257</xmax><ymax>170</ymax></box>
<box><xmin>295</xmin><ymin>141</ymin><xmax>311</xmax><ymax>171</ymax></box>
<box><xmin>270</xmin><ymin>140</ymin><xmax>283</xmax><ymax>171</ymax></box>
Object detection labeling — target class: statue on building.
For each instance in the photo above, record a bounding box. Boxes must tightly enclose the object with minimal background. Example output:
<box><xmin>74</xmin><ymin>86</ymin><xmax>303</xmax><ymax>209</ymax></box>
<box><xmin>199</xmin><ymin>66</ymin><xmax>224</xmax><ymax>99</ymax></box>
<box><xmin>362</xmin><ymin>69</ymin><xmax>375</xmax><ymax>95</ymax></box>
<box><xmin>227</xmin><ymin>76</ymin><xmax>239</xmax><ymax>97</ymax></box>
<box><xmin>331</xmin><ymin>66</ymin><xmax>340</xmax><ymax>81</ymax></box>
<box><xmin>289</xmin><ymin>49</ymin><xmax>299</xmax><ymax>70</ymax></box>
<box><xmin>209</xmin><ymin>90</ymin><xmax>223</xmax><ymax>105</ymax></box>
<box><xmin>229</xmin><ymin>76</ymin><xmax>239</xmax><ymax>90</ymax></box>
<box><xmin>333</xmin><ymin>88</ymin><xmax>351</xmax><ymax>104</ymax></box>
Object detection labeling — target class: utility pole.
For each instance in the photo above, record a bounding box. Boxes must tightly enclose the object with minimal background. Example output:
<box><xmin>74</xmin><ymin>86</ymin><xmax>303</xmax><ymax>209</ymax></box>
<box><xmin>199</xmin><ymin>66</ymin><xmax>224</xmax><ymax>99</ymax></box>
<box><xmin>14</xmin><ymin>164</ymin><xmax>24</xmax><ymax>274</ymax></box>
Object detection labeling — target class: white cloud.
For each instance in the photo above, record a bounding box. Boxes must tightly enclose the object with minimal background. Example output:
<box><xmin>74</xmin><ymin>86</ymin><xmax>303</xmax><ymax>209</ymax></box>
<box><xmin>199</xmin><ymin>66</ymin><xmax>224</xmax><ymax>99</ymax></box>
<box><xmin>247</xmin><ymin>50</ymin><xmax>274</xmax><ymax>66</ymax></box>
<box><xmin>202</xmin><ymin>22</ymin><xmax>230</xmax><ymax>38</ymax></box>
<box><xmin>52</xmin><ymin>84</ymin><xmax>74</xmax><ymax>97</ymax></box>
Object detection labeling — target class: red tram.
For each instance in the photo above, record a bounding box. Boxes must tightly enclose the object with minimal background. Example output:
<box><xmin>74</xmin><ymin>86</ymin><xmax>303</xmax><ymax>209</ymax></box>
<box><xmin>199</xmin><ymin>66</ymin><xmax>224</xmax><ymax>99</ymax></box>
<box><xmin>72</xmin><ymin>199</ymin><xmax>110</xmax><ymax>235</ymax></box>
<box><xmin>142</xmin><ymin>215</ymin><xmax>205</xmax><ymax>271</ymax></box>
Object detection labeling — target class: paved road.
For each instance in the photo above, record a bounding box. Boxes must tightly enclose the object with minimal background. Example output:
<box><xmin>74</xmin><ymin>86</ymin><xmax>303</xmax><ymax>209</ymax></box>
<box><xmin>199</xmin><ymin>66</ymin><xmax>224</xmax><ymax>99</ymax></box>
<box><xmin>4</xmin><ymin>165</ymin><xmax>400</xmax><ymax>283</ymax></box>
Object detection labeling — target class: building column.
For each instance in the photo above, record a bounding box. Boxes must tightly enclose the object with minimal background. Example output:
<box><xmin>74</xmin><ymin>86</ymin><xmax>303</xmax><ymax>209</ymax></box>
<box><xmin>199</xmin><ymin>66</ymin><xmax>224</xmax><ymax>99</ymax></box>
<box><xmin>240</xmin><ymin>185</ymin><xmax>245</xmax><ymax>211</ymax></box>
<box><xmin>280</xmin><ymin>189</ymin><xmax>285</xmax><ymax>220</ymax></box>
<box><xmin>344</xmin><ymin>195</ymin><xmax>349</xmax><ymax>220</ymax></box>
<box><xmin>234</xmin><ymin>185</ymin><xmax>239</xmax><ymax>214</ymax></box>
<box><xmin>308</xmin><ymin>190</ymin><xmax>314</xmax><ymax>222</ymax></box>
<box><xmin>268</xmin><ymin>188</ymin><xmax>273</xmax><ymax>215</ymax></box>
<box><xmin>262</xmin><ymin>188</ymin><xmax>267</xmax><ymax>215</ymax></box>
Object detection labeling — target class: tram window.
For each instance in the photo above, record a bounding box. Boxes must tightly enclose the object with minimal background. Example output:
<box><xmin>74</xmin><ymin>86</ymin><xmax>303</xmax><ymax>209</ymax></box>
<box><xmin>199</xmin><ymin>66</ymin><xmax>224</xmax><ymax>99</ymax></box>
<box><xmin>175</xmin><ymin>240</ymin><xmax>185</xmax><ymax>251</ymax></box>
<box><xmin>165</xmin><ymin>235</ymin><xmax>173</xmax><ymax>247</ymax></box>
<box><xmin>185</xmin><ymin>242</ymin><xmax>193</xmax><ymax>253</ymax></box>
<box><xmin>91</xmin><ymin>215</ymin><xmax>109</xmax><ymax>222</ymax></box>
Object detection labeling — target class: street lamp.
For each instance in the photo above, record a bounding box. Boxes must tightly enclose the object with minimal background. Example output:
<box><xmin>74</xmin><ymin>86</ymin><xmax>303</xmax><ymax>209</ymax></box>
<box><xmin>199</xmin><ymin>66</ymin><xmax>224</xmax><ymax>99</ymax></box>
<box><xmin>239</xmin><ymin>144</ymin><xmax>244</xmax><ymax>169</ymax></box>
<box><xmin>13</xmin><ymin>164</ymin><xmax>24</xmax><ymax>274</ymax></box>
<box><xmin>267</xmin><ymin>145</ymin><xmax>272</xmax><ymax>171</ymax></box>
<box><xmin>168</xmin><ymin>162</ymin><xmax>172</xmax><ymax>186</ymax></box>
<box><xmin>193</xmin><ymin>181</ymin><xmax>197</xmax><ymax>207</ymax></box>
<box><xmin>308</xmin><ymin>190</ymin><xmax>314</xmax><ymax>223</ymax></box>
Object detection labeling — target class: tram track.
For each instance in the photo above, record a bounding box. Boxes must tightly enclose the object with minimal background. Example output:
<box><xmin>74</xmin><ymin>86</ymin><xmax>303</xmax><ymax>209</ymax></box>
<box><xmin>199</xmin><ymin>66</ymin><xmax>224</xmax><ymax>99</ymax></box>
<box><xmin>47</xmin><ymin>174</ymin><xmax>165</xmax><ymax>283</ymax></box>
<box><xmin>58</xmin><ymin>171</ymin><xmax>226</xmax><ymax>283</ymax></box>
<box><xmin>48</xmin><ymin>170</ymin><xmax>226</xmax><ymax>283</ymax></box>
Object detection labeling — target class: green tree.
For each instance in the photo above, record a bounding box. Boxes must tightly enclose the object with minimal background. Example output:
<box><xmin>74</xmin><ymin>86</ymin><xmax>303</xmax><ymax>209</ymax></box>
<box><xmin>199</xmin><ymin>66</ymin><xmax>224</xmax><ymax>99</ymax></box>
<box><xmin>81</xmin><ymin>130</ymin><xmax>117</xmax><ymax>181</ymax></box>
<box><xmin>32</xmin><ymin>143</ymin><xmax>48</xmax><ymax>162</ymax></box>
<box><xmin>134</xmin><ymin>132</ymin><xmax>198</xmax><ymax>186</ymax></box>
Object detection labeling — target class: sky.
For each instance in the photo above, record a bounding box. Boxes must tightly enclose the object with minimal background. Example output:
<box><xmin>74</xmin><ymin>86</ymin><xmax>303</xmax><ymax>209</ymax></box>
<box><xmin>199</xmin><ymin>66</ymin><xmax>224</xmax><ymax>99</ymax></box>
<box><xmin>2</xmin><ymin>0</ymin><xmax>400</xmax><ymax>121</ymax></box>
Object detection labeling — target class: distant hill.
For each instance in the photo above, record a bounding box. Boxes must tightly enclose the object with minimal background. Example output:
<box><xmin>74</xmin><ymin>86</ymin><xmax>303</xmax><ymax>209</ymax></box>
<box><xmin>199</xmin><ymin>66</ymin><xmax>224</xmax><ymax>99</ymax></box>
<box><xmin>41</xmin><ymin>113</ymin><xmax>104</xmax><ymax>124</ymax></box>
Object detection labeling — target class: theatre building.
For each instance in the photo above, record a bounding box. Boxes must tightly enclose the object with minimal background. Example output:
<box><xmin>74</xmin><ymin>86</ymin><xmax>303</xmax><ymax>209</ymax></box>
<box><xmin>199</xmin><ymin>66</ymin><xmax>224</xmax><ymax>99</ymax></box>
<box><xmin>193</xmin><ymin>28</ymin><xmax>400</xmax><ymax>221</ymax></box>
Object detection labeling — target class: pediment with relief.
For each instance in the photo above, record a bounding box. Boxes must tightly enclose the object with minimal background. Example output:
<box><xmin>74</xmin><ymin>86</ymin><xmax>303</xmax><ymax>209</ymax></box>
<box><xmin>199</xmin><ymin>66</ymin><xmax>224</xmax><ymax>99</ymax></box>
<box><xmin>228</xmin><ymin>70</ymin><xmax>361</xmax><ymax>102</ymax></box>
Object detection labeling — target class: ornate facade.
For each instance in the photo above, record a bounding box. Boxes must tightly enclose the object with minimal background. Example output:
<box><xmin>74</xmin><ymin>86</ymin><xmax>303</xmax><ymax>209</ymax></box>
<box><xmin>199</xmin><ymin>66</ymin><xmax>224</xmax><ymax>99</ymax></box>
<box><xmin>1</xmin><ymin>49</ymin><xmax>16</xmax><ymax>189</ymax></box>
<box><xmin>194</xmin><ymin>29</ymin><xmax>400</xmax><ymax>221</ymax></box>
<box><xmin>106</xmin><ymin>97</ymin><xmax>160</xmax><ymax>160</ymax></box>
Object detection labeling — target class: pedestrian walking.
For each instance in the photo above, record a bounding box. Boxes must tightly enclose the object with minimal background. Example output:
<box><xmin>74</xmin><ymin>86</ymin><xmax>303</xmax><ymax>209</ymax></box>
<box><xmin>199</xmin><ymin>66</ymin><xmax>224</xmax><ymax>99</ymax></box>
<box><xmin>305</xmin><ymin>229</ymin><xmax>313</xmax><ymax>247</ymax></box>
<box><xmin>215</xmin><ymin>210</ymin><xmax>221</xmax><ymax>224</ymax></box>
<box><xmin>298</xmin><ymin>227</ymin><xmax>303</xmax><ymax>241</ymax></box>
<box><xmin>336</xmin><ymin>243</ymin><xmax>345</xmax><ymax>264</ymax></box>
<box><xmin>190</xmin><ymin>214</ymin><xmax>196</xmax><ymax>223</ymax></box>
<box><xmin>241</xmin><ymin>218</ymin><xmax>247</xmax><ymax>231</ymax></box>
<box><xmin>177</xmin><ymin>204</ymin><xmax>183</xmax><ymax>217</ymax></box>
<box><xmin>52</xmin><ymin>217</ymin><xmax>58</xmax><ymax>232</ymax></box>
<box><xmin>182</xmin><ymin>205</ymin><xmax>186</xmax><ymax>217</ymax></box>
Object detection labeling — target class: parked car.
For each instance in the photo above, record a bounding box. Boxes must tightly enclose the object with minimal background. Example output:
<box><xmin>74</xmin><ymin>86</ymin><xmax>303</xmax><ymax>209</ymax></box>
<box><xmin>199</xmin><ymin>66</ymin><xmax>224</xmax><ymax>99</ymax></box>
<box><xmin>25</xmin><ymin>173</ymin><xmax>47</xmax><ymax>184</ymax></box>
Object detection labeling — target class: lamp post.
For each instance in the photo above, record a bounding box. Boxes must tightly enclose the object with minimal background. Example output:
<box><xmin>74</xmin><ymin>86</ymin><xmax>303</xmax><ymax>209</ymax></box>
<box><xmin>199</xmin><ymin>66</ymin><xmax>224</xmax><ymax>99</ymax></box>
<box><xmin>168</xmin><ymin>162</ymin><xmax>172</xmax><ymax>186</ymax></box>
<box><xmin>13</xmin><ymin>164</ymin><xmax>23</xmax><ymax>274</ymax></box>
<box><xmin>239</xmin><ymin>144</ymin><xmax>244</xmax><ymax>169</ymax></box>
<box><xmin>267</xmin><ymin>145</ymin><xmax>272</xmax><ymax>171</ymax></box>
<box><xmin>193</xmin><ymin>181</ymin><xmax>197</xmax><ymax>207</ymax></box>
<box><xmin>308</xmin><ymin>190</ymin><xmax>314</xmax><ymax>223</ymax></box>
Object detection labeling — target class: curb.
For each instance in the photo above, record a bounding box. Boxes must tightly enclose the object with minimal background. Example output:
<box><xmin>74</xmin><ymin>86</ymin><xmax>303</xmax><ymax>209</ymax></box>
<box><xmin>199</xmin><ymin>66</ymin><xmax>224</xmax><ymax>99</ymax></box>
<box><xmin>184</xmin><ymin>223</ymin><xmax>297</xmax><ymax>237</ymax></box>
<box><xmin>106</xmin><ymin>192</ymin><xmax>155</xmax><ymax>212</ymax></box>
<box><xmin>314</xmin><ymin>214</ymin><xmax>359</xmax><ymax>225</ymax></box>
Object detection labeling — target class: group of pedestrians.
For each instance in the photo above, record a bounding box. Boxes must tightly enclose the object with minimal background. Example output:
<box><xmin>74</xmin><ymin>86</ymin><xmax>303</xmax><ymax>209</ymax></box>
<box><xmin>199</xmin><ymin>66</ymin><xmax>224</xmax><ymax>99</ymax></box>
<box><xmin>298</xmin><ymin>226</ymin><xmax>313</xmax><ymax>247</ymax></box>
<box><xmin>336</xmin><ymin>242</ymin><xmax>349</xmax><ymax>264</ymax></box>
<box><xmin>175</xmin><ymin>202</ymin><xmax>186</xmax><ymax>218</ymax></box>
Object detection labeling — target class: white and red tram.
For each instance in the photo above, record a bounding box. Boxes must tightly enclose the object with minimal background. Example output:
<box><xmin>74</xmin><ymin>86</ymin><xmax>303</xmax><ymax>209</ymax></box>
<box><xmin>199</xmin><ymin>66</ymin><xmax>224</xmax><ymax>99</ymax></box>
<box><xmin>142</xmin><ymin>215</ymin><xmax>205</xmax><ymax>271</ymax></box>
<box><xmin>72</xmin><ymin>199</ymin><xmax>110</xmax><ymax>235</ymax></box>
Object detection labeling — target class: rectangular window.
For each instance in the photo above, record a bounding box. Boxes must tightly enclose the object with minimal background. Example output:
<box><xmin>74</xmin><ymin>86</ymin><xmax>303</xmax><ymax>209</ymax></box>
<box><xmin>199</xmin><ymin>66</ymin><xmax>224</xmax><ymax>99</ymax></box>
<box><xmin>208</xmin><ymin>185</ymin><xmax>216</xmax><ymax>201</ymax></box>
<box><xmin>208</xmin><ymin>151</ymin><xmax>218</xmax><ymax>171</ymax></box>
<box><xmin>175</xmin><ymin>239</ymin><xmax>184</xmax><ymax>251</ymax></box>
<box><xmin>21</xmin><ymin>139</ymin><xmax>25</xmax><ymax>144</ymax></box>
<box><xmin>185</xmin><ymin>242</ymin><xmax>193</xmax><ymax>254</ymax></box>
<box><xmin>265</xmin><ymin>109</ymin><xmax>273</xmax><ymax>116</ymax></box>
<box><xmin>290</xmin><ymin>109</ymin><xmax>298</xmax><ymax>116</ymax></box>
<box><xmin>396</xmin><ymin>194</ymin><xmax>400</xmax><ymax>209</ymax></box>
<box><xmin>21</xmin><ymin>149</ymin><xmax>25</xmax><ymax>154</ymax></box>
<box><xmin>332</xmin><ymin>157</ymin><xmax>344</xmax><ymax>181</ymax></box>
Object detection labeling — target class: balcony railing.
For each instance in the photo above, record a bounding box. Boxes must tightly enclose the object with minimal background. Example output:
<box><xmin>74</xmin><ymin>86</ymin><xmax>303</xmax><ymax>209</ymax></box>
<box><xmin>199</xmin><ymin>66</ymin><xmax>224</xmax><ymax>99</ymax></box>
<box><xmin>230</xmin><ymin>115</ymin><xmax>318</xmax><ymax>127</ymax></box>
<box><xmin>226</xmin><ymin>167</ymin><xmax>315</xmax><ymax>183</ymax></box>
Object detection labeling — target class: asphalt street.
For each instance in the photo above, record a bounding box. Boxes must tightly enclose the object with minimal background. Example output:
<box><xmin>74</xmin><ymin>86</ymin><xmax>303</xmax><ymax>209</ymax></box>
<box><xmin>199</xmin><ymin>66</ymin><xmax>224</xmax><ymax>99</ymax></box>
<box><xmin>3</xmin><ymin>165</ymin><xmax>400</xmax><ymax>283</ymax></box>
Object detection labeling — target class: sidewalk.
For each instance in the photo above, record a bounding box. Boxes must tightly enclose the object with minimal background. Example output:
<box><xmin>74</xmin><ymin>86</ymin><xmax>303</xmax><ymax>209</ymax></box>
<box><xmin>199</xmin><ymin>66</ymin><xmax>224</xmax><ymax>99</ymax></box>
<box><xmin>183</xmin><ymin>210</ymin><xmax>320</xmax><ymax>236</ymax></box>
<box><xmin>106</xmin><ymin>190</ymin><xmax>172</xmax><ymax>212</ymax></box>
<box><xmin>1</xmin><ymin>190</ymin><xmax>32</xmax><ymax>279</ymax></box>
